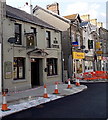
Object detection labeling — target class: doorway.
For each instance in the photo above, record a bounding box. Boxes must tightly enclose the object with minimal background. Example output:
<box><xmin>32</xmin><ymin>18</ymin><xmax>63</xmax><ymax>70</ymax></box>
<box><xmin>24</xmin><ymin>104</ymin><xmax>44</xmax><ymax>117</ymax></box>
<box><xmin>31</xmin><ymin>58</ymin><xmax>40</xmax><ymax>87</ymax></box>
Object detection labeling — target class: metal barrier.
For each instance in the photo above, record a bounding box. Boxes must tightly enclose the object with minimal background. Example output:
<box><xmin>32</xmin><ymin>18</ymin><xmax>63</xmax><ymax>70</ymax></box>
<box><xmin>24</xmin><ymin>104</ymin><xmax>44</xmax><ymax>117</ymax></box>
<box><xmin>76</xmin><ymin>71</ymin><xmax>108</xmax><ymax>81</ymax></box>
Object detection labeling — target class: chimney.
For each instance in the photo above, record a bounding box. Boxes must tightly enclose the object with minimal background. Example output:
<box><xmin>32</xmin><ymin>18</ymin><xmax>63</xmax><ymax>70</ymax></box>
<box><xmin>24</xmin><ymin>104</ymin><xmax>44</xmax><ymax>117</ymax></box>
<box><xmin>47</xmin><ymin>2</ymin><xmax>60</xmax><ymax>15</ymax></box>
<box><xmin>19</xmin><ymin>2</ymin><xmax>33</xmax><ymax>14</ymax></box>
<box><xmin>97</xmin><ymin>22</ymin><xmax>103</xmax><ymax>28</ymax></box>
<box><xmin>81</xmin><ymin>14</ymin><xmax>90</xmax><ymax>21</ymax></box>
<box><xmin>90</xmin><ymin>19</ymin><xmax>97</xmax><ymax>26</ymax></box>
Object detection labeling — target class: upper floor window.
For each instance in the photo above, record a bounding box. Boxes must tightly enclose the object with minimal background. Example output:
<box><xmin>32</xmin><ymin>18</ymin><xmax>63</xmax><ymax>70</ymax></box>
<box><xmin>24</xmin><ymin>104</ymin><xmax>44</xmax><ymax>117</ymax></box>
<box><xmin>31</xmin><ymin>27</ymin><xmax>36</xmax><ymax>36</ymax></box>
<box><xmin>71</xmin><ymin>33</ymin><xmax>75</xmax><ymax>42</ymax></box>
<box><xmin>76</xmin><ymin>34</ymin><xmax>80</xmax><ymax>49</ymax></box>
<box><xmin>31</xmin><ymin>27</ymin><xmax>37</xmax><ymax>46</ymax></box>
<box><xmin>46</xmin><ymin>31</ymin><xmax>51</xmax><ymax>48</ymax></box>
<box><xmin>15</xmin><ymin>23</ymin><xmax>22</xmax><ymax>45</ymax></box>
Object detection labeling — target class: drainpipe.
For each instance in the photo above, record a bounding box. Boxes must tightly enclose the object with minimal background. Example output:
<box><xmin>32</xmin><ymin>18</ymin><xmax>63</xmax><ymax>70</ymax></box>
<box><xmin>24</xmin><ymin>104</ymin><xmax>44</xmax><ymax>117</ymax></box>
<box><xmin>70</xmin><ymin>21</ymin><xmax>73</xmax><ymax>80</ymax></box>
<box><xmin>61</xmin><ymin>31</ymin><xmax>64</xmax><ymax>82</ymax></box>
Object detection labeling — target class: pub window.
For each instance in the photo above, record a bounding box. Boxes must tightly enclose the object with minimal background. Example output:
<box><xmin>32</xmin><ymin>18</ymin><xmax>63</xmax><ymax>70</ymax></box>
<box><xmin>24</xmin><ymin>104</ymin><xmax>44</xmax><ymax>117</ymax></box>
<box><xmin>46</xmin><ymin>31</ymin><xmax>51</xmax><ymax>48</ymax></box>
<box><xmin>15</xmin><ymin>23</ymin><xmax>22</xmax><ymax>45</ymax></box>
<box><xmin>47</xmin><ymin>58</ymin><xmax>57</xmax><ymax>76</ymax></box>
<box><xmin>13</xmin><ymin>57</ymin><xmax>25</xmax><ymax>80</ymax></box>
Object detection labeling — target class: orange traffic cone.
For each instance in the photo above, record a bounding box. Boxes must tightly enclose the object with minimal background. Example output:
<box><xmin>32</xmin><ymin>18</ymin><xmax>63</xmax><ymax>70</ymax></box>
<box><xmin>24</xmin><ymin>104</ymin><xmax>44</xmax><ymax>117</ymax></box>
<box><xmin>53</xmin><ymin>82</ymin><xmax>59</xmax><ymax>94</ymax></box>
<box><xmin>75</xmin><ymin>79</ymin><xmax>80</xmax><ymax>86</ymax></box>
<box><xmin>1</xmin><ymin>92</ymin><xmax>10</xmax><ymax>111</ymax></box>
<box><xmin>43</xmin><ymin>84</ymin><xmax>48</xmax><ymax>98</ymax></box>
<box><xmin>67</xmin><ymin>78</ymin><xmax>72</xmax><ymax>89</ymax></box>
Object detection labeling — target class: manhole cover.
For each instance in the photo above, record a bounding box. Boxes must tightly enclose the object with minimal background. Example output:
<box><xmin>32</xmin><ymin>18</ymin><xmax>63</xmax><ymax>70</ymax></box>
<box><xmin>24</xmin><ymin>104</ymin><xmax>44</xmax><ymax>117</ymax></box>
<box><xmin>36</xmin><ymin>105</ymin><xmax>44</xmax><ymax>108</ymax></box>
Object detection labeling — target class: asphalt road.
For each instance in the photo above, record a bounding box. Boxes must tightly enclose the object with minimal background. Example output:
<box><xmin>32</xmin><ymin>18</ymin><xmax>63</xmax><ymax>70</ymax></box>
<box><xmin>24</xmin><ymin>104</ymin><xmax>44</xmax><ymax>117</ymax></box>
<box><xmin>2</xmin><ymin>82</ymin><xmax>108</xmax><ymax>119</ymax></box>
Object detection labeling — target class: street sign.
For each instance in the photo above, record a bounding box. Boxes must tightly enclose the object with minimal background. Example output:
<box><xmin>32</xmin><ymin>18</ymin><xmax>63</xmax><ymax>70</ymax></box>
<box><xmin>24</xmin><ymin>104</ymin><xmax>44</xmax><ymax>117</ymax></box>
<box><xmin>73</xmin><ymin>52</ymin><xmax>85</xmax><ymax>59</ymax></box>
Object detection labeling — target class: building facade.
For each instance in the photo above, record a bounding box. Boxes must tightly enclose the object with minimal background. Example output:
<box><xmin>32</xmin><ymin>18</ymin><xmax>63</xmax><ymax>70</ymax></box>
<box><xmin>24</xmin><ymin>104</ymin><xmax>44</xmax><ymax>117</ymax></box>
<box><xmin>99</xmin><ymin>27</ymin><xmax>108</xmax><ymax>71</ymax></box>
<box><xmin>64</xmin><ymin>14</ymin><xmax>84</xmax><ymax>79</ymax></box>
<box><xmin>2</xmin><ymin>4</ymin><xmax>62</xmax><ymax>91</ymax></box>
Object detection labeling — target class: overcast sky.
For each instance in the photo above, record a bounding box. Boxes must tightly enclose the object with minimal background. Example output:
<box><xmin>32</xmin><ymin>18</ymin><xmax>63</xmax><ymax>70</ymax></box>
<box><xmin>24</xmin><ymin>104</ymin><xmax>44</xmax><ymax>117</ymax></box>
<box><xmin>6</xmin><ymin>0</ymin><xmax>107</xmax><ymax>28</ymax></box>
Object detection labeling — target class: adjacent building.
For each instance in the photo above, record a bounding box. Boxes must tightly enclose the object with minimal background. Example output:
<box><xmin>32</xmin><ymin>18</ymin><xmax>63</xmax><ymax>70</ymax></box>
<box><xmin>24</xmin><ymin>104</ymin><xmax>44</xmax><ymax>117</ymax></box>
<box><xmin>99</xmin><ymin>27</ymin><xmax>108</xmax><ymax>71</ymax></box>
<box><xmin>33</xmin><ymin>4</ymin><xmax>85</xmax><ymax>80</ymax></box>
<box><xmin>80</xmin><ymin>21</ymin><xmax>95</xmax><ymax>72</ymax></box>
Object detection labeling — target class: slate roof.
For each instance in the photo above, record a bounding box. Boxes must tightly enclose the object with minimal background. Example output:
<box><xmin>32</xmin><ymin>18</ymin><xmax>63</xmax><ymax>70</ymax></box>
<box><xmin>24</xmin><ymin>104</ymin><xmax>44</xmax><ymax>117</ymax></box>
<box><xmin>6</xmin><ymin>5</ymin><xmax>59</xmax><ymax>31</ymax></box>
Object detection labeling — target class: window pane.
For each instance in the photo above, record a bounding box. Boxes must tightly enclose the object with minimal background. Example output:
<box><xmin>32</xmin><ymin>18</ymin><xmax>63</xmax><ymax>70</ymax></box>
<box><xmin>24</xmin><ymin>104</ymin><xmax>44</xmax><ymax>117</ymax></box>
<box><xmin>13</xmin><ymin>57</ymin><xmax>25</xmax><ymax>80</ymax></box>
<box><xmin>15</xmin><ymin>24</ymin><xmax>20</xmax><ymax>34</ymax></box>
<box><xmin>19</xmin><ymin>66</ymin><xmax>23</xmax><ymax>78</ymax></box>
<box><xmin>15</xmin><ymin>23</ymin><xmax>22</xmax><ymax>45</ymax></box>
<box><xmin>46</xmin><ymin>31</ymin><xmax>51</xmax><ymax>48</ymax></box>
<box><xmin>13</xmin><ymin>67</ymin><xmax>17</xmax><ymax>79</ymax></box>
<box><xmin>47</xmin><ymin>58</ymin><xmax>57</xmax><ymax>76</ymax></box>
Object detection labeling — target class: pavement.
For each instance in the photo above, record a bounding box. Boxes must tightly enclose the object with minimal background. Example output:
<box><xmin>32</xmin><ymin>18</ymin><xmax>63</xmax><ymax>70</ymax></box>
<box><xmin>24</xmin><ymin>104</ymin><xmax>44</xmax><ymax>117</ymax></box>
<box><xmin>0</xmin><ymin>82</ymin><xmax>88</xmax><ymax>118</ymax></box>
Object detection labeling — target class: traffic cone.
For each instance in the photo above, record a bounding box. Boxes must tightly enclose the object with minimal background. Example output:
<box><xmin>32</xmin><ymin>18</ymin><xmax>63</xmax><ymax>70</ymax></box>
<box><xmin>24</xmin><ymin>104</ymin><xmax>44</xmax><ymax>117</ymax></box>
<box><xmin>75</xmin><ymin>79</ymin><xmax>80</xmax><ymax>86</ymax></box>
<box><xmin>67</xmin><ymin>78</ymin><xmax>72</xmax><ymax>89</ymax></box>
<box><xmin>43</xmin><ymin>84</ymin><xmax>48</xmax><ymax>98</ymax></box>
<box><xmin>53</xmin><ymin>82</ymin><xmax>59</xmax><ymax>94</ymax></box>
<box><xmin>1</xmin><ymin>92</ymin><xmax>10</xmax><ymax>111</ymax></box>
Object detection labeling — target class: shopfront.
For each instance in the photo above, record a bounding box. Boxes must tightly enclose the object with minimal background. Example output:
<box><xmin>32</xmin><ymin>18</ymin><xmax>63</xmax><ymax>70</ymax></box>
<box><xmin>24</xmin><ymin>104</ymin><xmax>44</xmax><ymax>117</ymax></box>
<box><xmin>84</xmin><ymin>56</ymin><xmax>94</xmax><ymax>72</ymax></box>
<box><xmin>73</xmin><ymin>52</ymin><xmax>85</xmax><ymax>78</ymax></box>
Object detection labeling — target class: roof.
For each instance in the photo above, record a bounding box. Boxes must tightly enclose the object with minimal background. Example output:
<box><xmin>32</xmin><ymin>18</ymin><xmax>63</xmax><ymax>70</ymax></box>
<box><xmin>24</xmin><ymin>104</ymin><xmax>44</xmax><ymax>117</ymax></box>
<box><xmin>33</xmin><ymin>5</ymin><xmax>70</xmax><ymax>24</ymax></box>
<box><xmin>64</xmin><ymin>14</ymin><xmax>82</xmax><ymax>23</ymax></box>
<box><xmin>64</xmin><ymin>14</ymin><xmax>77</xmax><ymax>20</ymax></box>
<box><xmin>6</xmin><ymin>5</ymin><xmax>59</xmax><ymax>31</ymax></box>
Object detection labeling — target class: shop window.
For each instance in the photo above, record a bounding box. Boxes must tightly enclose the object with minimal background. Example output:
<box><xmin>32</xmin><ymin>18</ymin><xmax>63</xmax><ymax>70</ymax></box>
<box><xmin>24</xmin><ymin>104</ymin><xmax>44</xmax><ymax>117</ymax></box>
<box><xmin>46</xmin><ymin>31</ymin><xmax>51</xmax><ymax>48</ymax></box>
<box><xmin>15</xmin><ymin>23</ymin><xmax>22</xmax><ymax>45</ymax></box>
<box><xmin>13</xmin><ymin>57</ymin><xmax>25</xmax><ymax>80</ymax></box>
<box><xmin>47</xmin><ymin>58</ymin><xmax>57</xmax><ymax>76</ymax></box>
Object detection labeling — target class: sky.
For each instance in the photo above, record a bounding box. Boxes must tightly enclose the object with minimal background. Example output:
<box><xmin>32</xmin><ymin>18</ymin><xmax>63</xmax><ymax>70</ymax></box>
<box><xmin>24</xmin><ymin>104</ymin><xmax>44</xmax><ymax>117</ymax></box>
<box><xmin>6</xmin><ymin>0</ymin><xmax>107</xmax><ymax>28</ymax></box>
